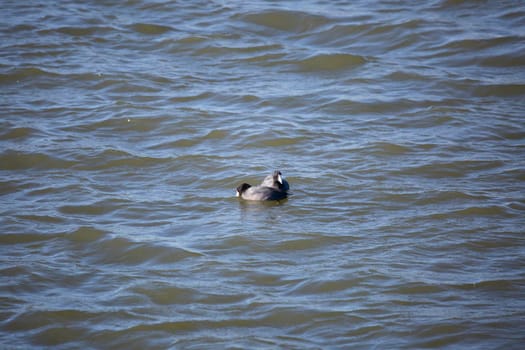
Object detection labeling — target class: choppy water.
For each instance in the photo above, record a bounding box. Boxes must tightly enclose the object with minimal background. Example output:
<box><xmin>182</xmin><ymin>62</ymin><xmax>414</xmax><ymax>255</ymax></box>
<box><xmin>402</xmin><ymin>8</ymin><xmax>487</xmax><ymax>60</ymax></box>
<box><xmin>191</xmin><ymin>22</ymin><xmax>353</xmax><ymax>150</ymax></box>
<box><xmin>1</xmin><ymin>1</ymin><xmax>525</xmax><ymax>348</ymax></box>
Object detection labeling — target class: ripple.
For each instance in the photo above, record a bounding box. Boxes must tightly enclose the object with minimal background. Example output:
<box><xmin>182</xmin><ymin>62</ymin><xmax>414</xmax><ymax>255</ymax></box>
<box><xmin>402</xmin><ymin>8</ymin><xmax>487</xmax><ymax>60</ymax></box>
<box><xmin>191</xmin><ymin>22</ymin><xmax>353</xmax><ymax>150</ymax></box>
<box><xmin>240</xmin><ymin>10</ymin><xmax>331</xmax><ymax>33</ymax></box>
<box><xmin>31</xmin><ymin>326</ymin><xmax>88</xmax><ymax>347</ymax></box>
<box><xmin>131</xmin><ymin>283</ymin><xmax>248</xmax><ymax>306</ymax></box>
<box><xmin>414</xmin><ymin>190</ymin><xmax>490</xmax><ymax>206</ymax></box>
<box><xmin>15</xmin><ymin>214</ymin><xmax>64</xmax><ymax>225</ymax></box>
<box><xmin>64</xmin><ymin>226</ymin><xmax>107</xmax><ymax>243</ymax></box>
<box><xmin>0</xmin><ymin>67</ymin><xmax>58</xmax><ymax>84</ymax></box>
<box><xmin>4</xmin><ymin>309</ymin><xmax>97</xmax><ymax>333</ymax></box>
<box><xmin>58</xmin><ymin>200</ymin><xmax>123</xmax><ymax>216</ymax></box>
<box><xmin>473</xmin><ymin>83</ymin><xmax>525</xmax><ymax>97</ymax></box>
<box><xmin>394</xmin><ymin>159</ymin><xmax>506</xmax><ymax>179</ymax></box>
<box><xmin>73</xmin><ymin>149</ymin><xmax>173</xmax><ymax>171</ymax></box>
<box><xmin>87</xmin><ymin>236</ymin><xmax>203</xmax><ymax>266</ymax></box>
<box><xmin>0</xmin><ymin>232</ymin><xmax>61</xmax><ymax>245</ymax></box>
<box><xmin>424</xmin><ymin>35</ymin><xmax>525</xmax><ymax>69</ymax></box>
<box><xmin>368</xmin><ymin>141</ymin><xmax>413</xmax><ymax>156</ymax></box>
<box><xmin>38</xmin><ymin>25</ymin><xmax>116</xmax><ymax>37</ymax></box>
<box><xmin>295</xmin><ymin>53</ymin><xmax>367</xmax><ymax>72</ymax></box>
<box><xmin>129</xmin><ymin>23</ymin><xmax>173</xmax><ymax>35</ymax></box>
<box><xmin>0</xmin><ymin>126</ymin><xmax>38</xmax><ymax>140</ymax></box>
<box><xmin>452</xmin><ymin>279</ymin><xmax>521</xmax><ymax>292</ymax></box>
<box><xmin>0</xmin><ymin>150</ymin><xmax>74</xmax><ymax>170</ymax></box>
<box><xmin>446</xmin><ymin>205</ymin><xmax>514</xmax><ymax>218</ymax></box>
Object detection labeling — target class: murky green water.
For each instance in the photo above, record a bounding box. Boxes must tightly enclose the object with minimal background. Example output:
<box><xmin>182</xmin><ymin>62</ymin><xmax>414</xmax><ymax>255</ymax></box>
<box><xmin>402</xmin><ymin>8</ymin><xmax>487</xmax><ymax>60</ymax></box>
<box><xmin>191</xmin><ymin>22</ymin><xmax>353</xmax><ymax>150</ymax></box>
<box><xmin>1</xmin><ymin>1</ymin><xmax>524</xmax><ymax>348</ymax></box>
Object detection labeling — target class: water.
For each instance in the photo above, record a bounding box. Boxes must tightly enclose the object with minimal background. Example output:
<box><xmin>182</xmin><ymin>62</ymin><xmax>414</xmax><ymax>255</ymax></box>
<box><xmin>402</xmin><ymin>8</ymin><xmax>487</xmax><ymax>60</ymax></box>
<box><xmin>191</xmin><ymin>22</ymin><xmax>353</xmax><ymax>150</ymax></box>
<box><xmin>1</xmin><ymin>0</ymin><xmax>525</xmax><ymax>348</ymax></box>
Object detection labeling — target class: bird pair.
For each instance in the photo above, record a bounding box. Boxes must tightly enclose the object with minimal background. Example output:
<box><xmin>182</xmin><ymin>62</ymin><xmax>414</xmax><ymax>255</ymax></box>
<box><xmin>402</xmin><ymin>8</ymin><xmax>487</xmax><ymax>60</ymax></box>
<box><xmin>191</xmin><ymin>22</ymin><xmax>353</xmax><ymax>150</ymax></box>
<box><xmin>236</xmin><ymin>170</ymin><xmax>290</xmax><ymax>201</ymax></box>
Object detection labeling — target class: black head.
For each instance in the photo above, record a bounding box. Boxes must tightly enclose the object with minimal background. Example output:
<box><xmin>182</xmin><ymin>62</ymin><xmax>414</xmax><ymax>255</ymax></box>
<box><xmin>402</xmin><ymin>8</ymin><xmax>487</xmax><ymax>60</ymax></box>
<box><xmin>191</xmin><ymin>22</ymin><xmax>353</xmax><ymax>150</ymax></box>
<box><xmin>236</xmin><ymin>183</ymin><xmax>252</xmax><ymax>196</ymax></box>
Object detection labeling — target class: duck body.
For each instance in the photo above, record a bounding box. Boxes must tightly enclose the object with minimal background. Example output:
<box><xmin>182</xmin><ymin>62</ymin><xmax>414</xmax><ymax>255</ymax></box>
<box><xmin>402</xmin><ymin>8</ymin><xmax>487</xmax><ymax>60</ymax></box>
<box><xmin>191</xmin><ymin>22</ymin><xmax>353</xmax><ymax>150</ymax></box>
<box><xmin>236</xmin><ymin>183</ymin><xmax>287</xmax><ymax>201</ymax></box>
<box><xmin>236</xmin><ymin>170</ymin><xmax>290</xmax><ymax>201</ymax></box>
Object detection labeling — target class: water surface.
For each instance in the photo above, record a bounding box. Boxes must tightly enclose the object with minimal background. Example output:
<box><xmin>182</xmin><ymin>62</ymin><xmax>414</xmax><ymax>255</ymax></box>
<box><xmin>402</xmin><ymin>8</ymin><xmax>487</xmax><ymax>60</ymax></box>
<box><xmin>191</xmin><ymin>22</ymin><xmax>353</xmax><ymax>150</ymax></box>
<box><xmin>1</xmin><ymin>1</ymin><xmax>525</xmax><ymax>348</ymax></box>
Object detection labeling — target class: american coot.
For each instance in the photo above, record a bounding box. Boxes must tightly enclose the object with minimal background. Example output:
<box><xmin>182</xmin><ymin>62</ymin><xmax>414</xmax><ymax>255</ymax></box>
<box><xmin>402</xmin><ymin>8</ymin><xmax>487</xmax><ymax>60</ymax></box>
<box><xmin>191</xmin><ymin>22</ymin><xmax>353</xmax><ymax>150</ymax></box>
<box><xmin>236</xmin><ymin>170</ymin><xmax>290</xmax><ymax>201</ymax></box>
<box><xmin>261</xmin><ymin>170</ymin><xmax>290</xmax><ymax>191</ymax></box>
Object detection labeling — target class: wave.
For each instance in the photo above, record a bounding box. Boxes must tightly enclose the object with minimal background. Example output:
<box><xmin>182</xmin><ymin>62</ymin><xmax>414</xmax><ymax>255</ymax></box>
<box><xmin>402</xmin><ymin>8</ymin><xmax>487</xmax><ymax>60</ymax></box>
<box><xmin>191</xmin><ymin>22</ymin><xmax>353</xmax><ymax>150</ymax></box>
<box><xmin>0</xmin><ymin>67</ymin><xmax>59</xmax><ymax>84</ymax></box>
<box><xmin>239</xmin><ymin>9</ymin><xmax>331</xmax><ymax>33</ymax></box>
<box><xmin>295</xmin><ymin>53</ymin><xmax>367</xmax><ymax>72</ymax></box>
<box><xmin>86</xmin><ymin>235</ymin><xmax>203</xmax><ymax>266</ymax></box>
<box><xmin>129</xmin><ymin>23</ymin><xmax>174</xmax><ymax>35</ymax></box>
<box><xmin>0</xmin><ymin>150</ymin><xmax>74</xmax><ymax>170</ymax></box>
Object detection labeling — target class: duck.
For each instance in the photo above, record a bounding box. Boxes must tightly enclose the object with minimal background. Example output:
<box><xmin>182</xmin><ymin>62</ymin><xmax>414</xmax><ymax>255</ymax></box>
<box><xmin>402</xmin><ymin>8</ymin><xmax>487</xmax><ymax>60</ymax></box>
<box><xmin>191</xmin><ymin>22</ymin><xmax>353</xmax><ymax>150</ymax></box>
<box><xmin>236</xmin><ymin>170</ymin><xmax>290</xmax><ymax>201</ymax></box>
